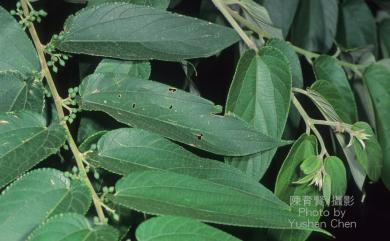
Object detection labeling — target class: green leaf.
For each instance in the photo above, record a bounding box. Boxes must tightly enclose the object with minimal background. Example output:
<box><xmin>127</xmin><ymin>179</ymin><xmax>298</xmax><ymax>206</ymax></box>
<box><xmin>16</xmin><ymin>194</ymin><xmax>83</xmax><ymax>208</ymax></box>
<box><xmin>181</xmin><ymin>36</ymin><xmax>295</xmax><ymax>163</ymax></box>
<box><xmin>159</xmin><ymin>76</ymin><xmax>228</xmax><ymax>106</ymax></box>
<box><xmin>0</xmin><ymin>111</ymin><xmax>66</xmax><ymax>188</ymax></box>
<box><xmin>95</xmin><ymin>59</ymin><xmax>151</xmax><ymax>79</ymax></box>
<box><xmin>290</xmin><ymin>0</ymin><xmax>338</xmax><ymax>52</ymax></box>
<box><xmin>274</xmin><ymin>135</ymin><xmax>318</xmax><ymax>202</ymax></box>
<box><xmin>0</xmin><ymin>71</ymin><xmax>45</xmax><ymax>113</ymax></box>
<box><xmin>0</xmin><ymin>6</ymin><xmax>39</xmax><ymax>76</ymax></box>
<box><xmin>27</xmin><ymin>213</ymin><xmax>119</xmax><ymax>241</ymax></box>
<box><xmin>323</xmin><ymin>173</ymin><xmax>332</xmax><ymax>206</ymax></box>
<box><xmin>237</xmin><ymin>0</ymin><xmax>283</xmax><ymax>39</ymax></box>
<box><xmin>293</xmin><ymin>172</ymin><xmax>316</xmax><ymax>185</ymax></box>
<box><xmin>335</xmin><ymin>133</ymin><xmax>366</xmax><ymax>190</ymax></box>
<box><xmin>79</xmin><ymin>130</ymin><xmax>107</xmax><ymax>152</ymax></box>
<box><xmin>266</xmin><ymin>39</ymin><xmax>303</xmax><ymax>88</ymax></box>
<box><xmin>380</xmin><ymin>18</ymin><xmax>390</xmax><ymax>58</ymax></box>
<box><xmin>351</xmin><ymin>122</ymin><xmax>383</xmax><ymax>182</ymax></box>
<box><xmin>378</xmin><ymin>58</ymin><xmax>390</xmax><ymax>72</ymax></box>
<box><xmin>268</xmin><ymin>187</ymin><xmax>323</xmax><ymax>241</ymax></box>
<box><xmin>262</xmin><ymin>0</ymin><xmax>300</xmax><ymax>38</ymax></box>
<box><xmin>225</xmin><ymin>46</ymin><xmax>291</xmax><ymax>179</ymax></box>
<box><xmin>58</xmin><ymin>3</ymin><xmax>239</xmax><ymax>61</ymax></box>
<box><xmin>324</xmin><ymin>156</ymin><xmax>347</xmax><ymax>197</ymax></box>
<box><xmin>87</xmin><ymin>128</ymin><xmax>285</xmax><ymax>199</ymax></box>
<box><xmin>88</xmin><ymin>0</ymin><xmax>170</xmax><ymax>9</ymax></box>
<box><xmin>136</xmin><ymin>216</ymin><xmax>241</xmax><ymax>241</ymax></box>
<box><xmin>336</xmin><ymin>0</ymin><xmax>377</xmax><ymax>50</ymax></box>
<box><xmin>0</xmin><ymin>169</ymin><xmax>91</xmax><ymax>241</ymax></box>
<box><xmin>79</xmin><ymin>73</ymin><xmax>283</xmax><ymax>156</ymax></box>
<box><xmin>112</xmin><ymin>170</ymin><xmax>328</xmax><ymax>234</ymax></box>
<box><xmin>265</xmin><ymin>39</ymin><xmax>303</xmax><ymax>140</ymax></box>
<box><xmin>300</xmin><ymin>155</ymin><xmax>321</xmax><ymax>175</ymax></box>
<box><xmin>313</xmin><ymin>55</ymin><xmax>357</xmax><ymax>123</ymax></box>
<box><xmin>309</xmin><ymin>80</ymin><xmax>349</xmax><ymax>123</ymax></box>
<box><xmin>269</xmin><ymin>134</ymin><xmax>323</xmax><ymax>241</ymax></box>
<box><xmin>363</xmin><ymin>64</ymin><xmax>390</xmax><ymax>188</ymax></box>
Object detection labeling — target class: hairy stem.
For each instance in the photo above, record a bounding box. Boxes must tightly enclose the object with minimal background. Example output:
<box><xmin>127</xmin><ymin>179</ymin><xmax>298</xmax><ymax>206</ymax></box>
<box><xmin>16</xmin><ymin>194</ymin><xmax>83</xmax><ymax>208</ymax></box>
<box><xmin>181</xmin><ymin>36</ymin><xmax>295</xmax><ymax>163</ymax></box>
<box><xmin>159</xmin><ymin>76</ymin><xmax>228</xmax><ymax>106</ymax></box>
<box><xmin>20</xmin><ymin>0</ymin><xmax>106</xmax><ymax>223</ymax></box>
<box><xmin>292</xmin><ymin>45</ymin><xmax>365</xmax><ymax>76</ymax></box>
<box><xmin>310</xmin><ymin>119</ymin><xmax>352</xmax><ymax>132</ymax></box>
<box><xmin>220</xmin><ymin>5</ymin><xmax>366</xmax><ymax>73</ymax></box>
<box><xmin>226</xmin><ymin>8</ymin><xmax>269</xmax><ymax>38</ymax></box>
<box><xmin>211</xmin><ymin>0</ymin><xmax>258</xmax><ymax>51</ymax></box>
<box><xmin>292</xmin><ymin>95</ymin><xmax>329</xmax><ymax>158</ymax></box>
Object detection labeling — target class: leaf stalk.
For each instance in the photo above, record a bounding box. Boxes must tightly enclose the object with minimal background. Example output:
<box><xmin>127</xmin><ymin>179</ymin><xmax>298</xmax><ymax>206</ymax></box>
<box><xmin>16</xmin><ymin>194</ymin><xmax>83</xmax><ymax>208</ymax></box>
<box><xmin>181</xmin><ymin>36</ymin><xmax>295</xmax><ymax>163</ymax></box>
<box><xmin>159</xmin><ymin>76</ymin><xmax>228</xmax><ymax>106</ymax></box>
<box><xmin>211</xmin><ymin>0</ymin><xmax>258</xmax><ymax>51</ymax></box>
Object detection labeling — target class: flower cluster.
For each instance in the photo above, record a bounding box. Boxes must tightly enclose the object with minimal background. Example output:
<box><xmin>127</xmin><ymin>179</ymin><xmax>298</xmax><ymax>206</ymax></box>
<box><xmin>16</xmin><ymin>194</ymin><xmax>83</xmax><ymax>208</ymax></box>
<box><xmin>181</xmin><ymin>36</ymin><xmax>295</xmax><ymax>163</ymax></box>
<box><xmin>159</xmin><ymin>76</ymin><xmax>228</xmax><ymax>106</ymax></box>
<box><xmin>63</xmin><ymin>87</ymin><xmax>80</xmax><ymax>124</ymax></box>
<box><xmin>45</xmin><ymin>34</ymin><xmax>70</xmax><ymax>73</ymax></box>
<box><xmin>11</xmin><ymin>1</ymin><xmax>47</xmax><ymax>29</ymax></box>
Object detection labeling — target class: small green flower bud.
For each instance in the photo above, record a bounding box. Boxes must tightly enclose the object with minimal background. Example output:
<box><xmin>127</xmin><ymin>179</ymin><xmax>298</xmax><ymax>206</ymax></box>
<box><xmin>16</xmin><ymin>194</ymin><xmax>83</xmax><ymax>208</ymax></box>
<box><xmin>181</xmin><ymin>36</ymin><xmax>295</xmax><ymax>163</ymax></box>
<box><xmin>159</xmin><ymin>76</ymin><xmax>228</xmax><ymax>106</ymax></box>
<box><xmin>102</xmin><ymin>186</ymin><xmax>108</xmax><ymax>193</ymax></box>
<box><xmin>108</xmin><ymin>186</ymin><xmax>115</xmax><ymax>193</ymax></box>
<box><xmin>38</xmin><ymin>10</ymin><xmax>47</xmax><ymax>17</ymax></box>
<box><xmin>94</xmin><ymin>172</ymin><xmax>100</xmax><ymax>180</ymax></box>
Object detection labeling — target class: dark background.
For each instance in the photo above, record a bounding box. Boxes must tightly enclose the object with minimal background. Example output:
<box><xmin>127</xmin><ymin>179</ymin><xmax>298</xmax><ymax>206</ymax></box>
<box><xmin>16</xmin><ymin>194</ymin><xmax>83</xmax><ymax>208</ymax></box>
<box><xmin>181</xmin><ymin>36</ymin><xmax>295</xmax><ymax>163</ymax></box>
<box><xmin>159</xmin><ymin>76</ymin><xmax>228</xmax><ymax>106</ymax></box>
<box><xmin>2</xmin><ymin>0</ymin><xmax>389</xmax><ymax>240</ymax></box>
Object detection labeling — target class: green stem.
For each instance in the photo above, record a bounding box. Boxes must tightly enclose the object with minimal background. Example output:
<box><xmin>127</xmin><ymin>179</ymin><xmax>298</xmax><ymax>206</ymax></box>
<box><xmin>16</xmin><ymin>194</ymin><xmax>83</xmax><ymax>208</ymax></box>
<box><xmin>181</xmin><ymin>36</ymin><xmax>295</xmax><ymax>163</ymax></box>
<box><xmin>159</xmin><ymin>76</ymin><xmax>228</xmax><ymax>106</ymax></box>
<box><xmin>292</xmin><ymin>87</ymin><xmax>368</xmax><ymax>141</ymax></box>
<box><xmin>221</xmin><ymin>5</ymin><xmax>366</xmax><ymax>73</ymax></box>
<box><xmin>20</xmin><ymin>0</ymin><xmax>106</xmax><ymax>223</ymax></box>
<box><xmin>292</xmin><ymin>89</ymin><xmax>353</xmax><ymax>131</ymax></box>
<box><xmin>311</xmin><ymin>119</ymin><xmax>352</xmax><ymax>132</ymax></box>
<box><xmin>292</xmin><ymin>96</ymin><xmax>329</xmax><ymax>158</ymax></box>
<box><xmin>226</xmin><ymin>8</ymin><xmax>269</xmax><ymax>38</ymax></box>
<box><xmin>211</xmin><ymin>0</ymin><xmax>258</xmax><ymax>51</ymax></box>
<box><xmin>292</xmin><ymin>87</ymin><xmax>309</xmax><ymax>96</ymax></box>
<box><xmin>292</xmin><ymin>45</ymin><xmax>365</xmax><ymax>76</ymax></box>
